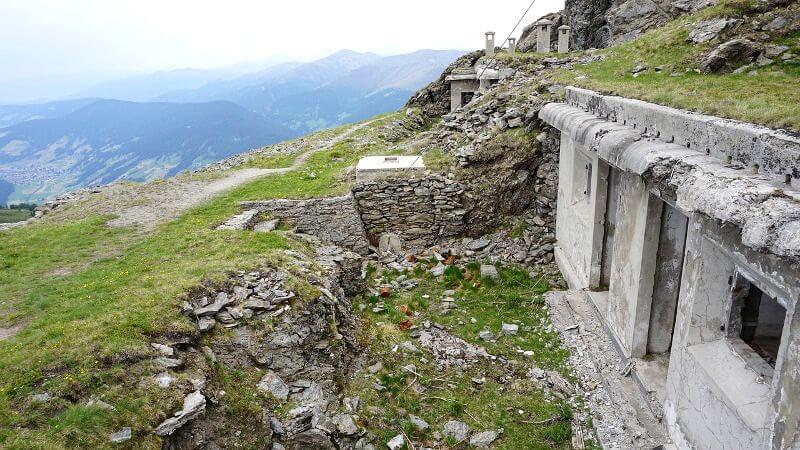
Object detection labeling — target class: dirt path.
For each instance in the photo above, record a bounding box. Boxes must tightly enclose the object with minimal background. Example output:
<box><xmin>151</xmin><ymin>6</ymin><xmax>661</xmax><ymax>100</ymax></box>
<box><xmin>106</xmin><ymin>120</ymin><xmax>375</xmax><ymax>229</ymax></box>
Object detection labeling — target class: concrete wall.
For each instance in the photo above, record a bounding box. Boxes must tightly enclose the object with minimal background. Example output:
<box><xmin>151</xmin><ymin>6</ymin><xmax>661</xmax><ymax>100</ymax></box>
<box><xmin>352</xmin><ymin>175</ymin><xmax>466</xmax><ymax>252</ymax></box>
<box><xmin>665</xmin><ymin>213</ymin><xmax>799</xmax><ymax>449</ymax></box>
<box><xmin>606</xmin><ymin>177</ymin><xmax>662</xmax><ymax>358</ymax></box>
<box><xmin>554</xmin><ymin>133</ymin><xmax>607</xmax><ymax>289</ymax></box>
<box><xmin>241</xmin><ymin>195</ymin><xmax>370</xmax><ymax>255</ymax></box>
<box><xmin>648</xmin><ymin>202</ymin><xmax>688</xmax><ymax>354</ymax></box>
<box><xmin>541</xmin><ymin>86</ymin><xmax>800</xmax><ymax>449</ymax></box>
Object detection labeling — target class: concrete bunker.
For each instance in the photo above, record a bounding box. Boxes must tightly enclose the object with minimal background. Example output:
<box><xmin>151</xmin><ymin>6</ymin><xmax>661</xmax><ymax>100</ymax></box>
<box><xmin>444</xmin><ymin>32</ymin><xmax>517</xmax><ymax>112</ymax></box>
<box><xmin>542</xmin><ymin>86</ymin><xmax>800</xmax><ymax>449</ymax></box>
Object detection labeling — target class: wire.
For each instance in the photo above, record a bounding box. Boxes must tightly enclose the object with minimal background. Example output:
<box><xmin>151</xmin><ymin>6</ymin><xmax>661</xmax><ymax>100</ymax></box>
<box><xmin>403</xmin><ymin>0</ymin><xmax>539</xmax><ymax>173</ymax></box>
<box><xmin>477</xmin><ymin>0</ymin><xmax>538</xmax><ymax>80</ymax></box>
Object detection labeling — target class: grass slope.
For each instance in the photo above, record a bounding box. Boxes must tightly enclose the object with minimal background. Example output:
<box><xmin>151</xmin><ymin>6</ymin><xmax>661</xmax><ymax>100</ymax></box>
<box><xmin>0</xmin><ymin>209</ymin><xmax>32</xmax><ymax>224</ymax></box>
<box><xmin>551</xmin><ymin>0</ymin><xmax>800</xmax><ymax>130</ymax></box>
<box><xmin>0</xmin><ymin>113</ymin><xmax>401</xmax><ymax>448</ymax></box>
<box><xmin>350</xmin><ymin>263</ymin><xmax>582</xmax><ymax>448</ymax></box>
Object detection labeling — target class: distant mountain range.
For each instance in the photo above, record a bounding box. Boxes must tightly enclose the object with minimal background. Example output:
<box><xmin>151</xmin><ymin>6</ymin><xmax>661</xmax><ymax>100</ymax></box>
<box><xmin>0</xmin><ymin>49</ymin><xmax>464</xmax><ymax>205</ymax></box>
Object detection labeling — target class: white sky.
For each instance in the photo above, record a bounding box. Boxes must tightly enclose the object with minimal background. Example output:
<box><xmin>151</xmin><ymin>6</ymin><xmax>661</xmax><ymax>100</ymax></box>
<box><xmin>0</xmin><ymin>0</ymin><xmax>564</xmax><ymax>102</ymax></box>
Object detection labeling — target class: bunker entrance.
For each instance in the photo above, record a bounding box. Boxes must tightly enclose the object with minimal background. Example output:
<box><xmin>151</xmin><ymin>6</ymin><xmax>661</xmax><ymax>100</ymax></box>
<box><xmin>460</xmin><ymin>91</ymin><xmax>475</xmax><ymax>106</ymax></box>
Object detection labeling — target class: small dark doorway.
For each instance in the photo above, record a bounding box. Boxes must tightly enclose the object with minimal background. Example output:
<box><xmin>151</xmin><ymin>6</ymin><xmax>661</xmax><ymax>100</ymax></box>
<box><xmin>460</xmin><ymin>91</ymin><xmax>475</xmax><ymax>106</ymax></box>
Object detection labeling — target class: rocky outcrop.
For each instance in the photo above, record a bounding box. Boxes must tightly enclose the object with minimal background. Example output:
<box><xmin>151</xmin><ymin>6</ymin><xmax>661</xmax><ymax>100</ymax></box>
<box><xmin>157</xmin><ymin>242</ymin><xmax>369</xmax><ymax>449</ymax></box>
<box><xmin>562</xmin><ymin>0</ymin><xmax>716</xmax><ymax>49</ymax></box>
<box><xmin>699</xmin><ymin>38</ymin><xmax>759</xmax><ymax>73</ymax></box>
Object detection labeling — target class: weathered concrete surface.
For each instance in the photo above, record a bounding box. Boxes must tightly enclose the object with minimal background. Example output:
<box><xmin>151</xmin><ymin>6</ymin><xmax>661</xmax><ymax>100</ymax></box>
<box><xmin>606</xmin><ymin>176</ymin><xmax>661</xmax><ymax>358</ymax></box>
<box><xmin>665</xmin><ymin>213</ymin><xmax>799</xmax><ymax>449</ymax></box>
<box><xmin>648</xmin><ymin>203</ymin><xmax>688</xmax><ymax>354</ymax></box>
<box><xmin>447</xmin><ymin>77</ymin><xmax>480</xmax><ymax>112</ymax></box>
<box><xmin>540</xmin><ymin>92</ymin><xmax>800</xmax><ymax>264</ymax></box>
<box><xmin>563</xmin><ymin>87</ymin><xmax>800</xmax><ymax>186</ymax></box>
<box><xmin>554</xmin><ymin>133</ymin><xmax>606</xmax><ymax>289</ymax></box>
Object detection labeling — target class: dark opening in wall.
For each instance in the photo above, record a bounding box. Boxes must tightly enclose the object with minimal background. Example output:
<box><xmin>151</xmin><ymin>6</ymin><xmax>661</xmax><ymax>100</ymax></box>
<box><xmin>731</xmin><ymin>277</ymin><xmax>786</xmax><ymax>368</ymax></box>
<box><xmin>461</xmin><ymin>91</ymin><xmax>475</xmax><ymax>106</ymax></box>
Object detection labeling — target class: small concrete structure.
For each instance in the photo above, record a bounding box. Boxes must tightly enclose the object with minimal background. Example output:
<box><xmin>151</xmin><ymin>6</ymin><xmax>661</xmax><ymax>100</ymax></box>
<box><xmin>557</xmin><ymin>25</ymin><xmax>571</xmax><ymax>53</ymax></box>
<box><xmin>485</xmin><ymin>31</ymin><xmax>496</xmax><ymax>57</ymax></box>
<box><xmin>536</xmin><ymin>19</ymin><xmax>553</xmax><ymax>53</ymax></box>
<box><xmin>355</xmin><ymin>155</ymin><xmax>425</xmax><ymax>182</ymax></box>
<box><xmin>508</xmin><ymin>37</ymin><xmax>517</xmax><ymax>54</ymax></box>
<box><xmin>541</xmin><ymin>86</ymin><xmax>800</xmax><ymax>449</ymax></box>
<box><xmin>445</xmin><ymin>61</ymin><xmax>514</xmax><ymax>112</ymax></box>
<box><xmin>445</xmin><ymin>69</ymin><xmax>482</xmax><ymax>112</ymax></box>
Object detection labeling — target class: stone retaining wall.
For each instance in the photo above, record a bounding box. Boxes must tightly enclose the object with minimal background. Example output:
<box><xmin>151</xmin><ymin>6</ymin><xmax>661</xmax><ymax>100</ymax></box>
<box><xmin>240</xmin><ymin>195</ymin><xmax>370</xmax><ymax>255</ymax></box>
<box><xmin>351</xmin><ymin>175</ymin><xmax>466</xmax><ymax>251</ymax></box>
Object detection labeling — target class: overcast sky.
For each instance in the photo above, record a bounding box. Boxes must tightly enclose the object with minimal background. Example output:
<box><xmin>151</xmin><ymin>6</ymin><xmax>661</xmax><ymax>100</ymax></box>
<box><xmin>0</xmin><ymin>0</ymin><xmax>563</xmax><ymax>103</ymax></box>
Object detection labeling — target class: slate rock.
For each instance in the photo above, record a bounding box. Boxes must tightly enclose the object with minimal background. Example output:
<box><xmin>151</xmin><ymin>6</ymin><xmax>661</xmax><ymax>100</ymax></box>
<box><xmin>469</xmin><ymin>429</ymin><xmax>502</xmax><ymax>448</ymax></box>
<box><xmin>333</xmin><ymin>413</ymin><xmax>359</xmax><ymax>435</ymax></box>
<box><xmin>154</xmin><ymin>391</ymin><xmax>206</xmax><ymax>436</ymax></box>
<box><xmin>154</xmin><ymin>357</ymin><xmax>183</xmax><ymax>370</ymax></box>
<box><xmin>699</xmin><ymin>38</ymin><xmax>759</xmax><ymax>73</ymax></box>
<box><xmin>150</xmin><ymin>343</ymin><xmax>174</xmax><ymax>356</ymax></box>
<box><xmin>387</xmin><ymin>434</ymin><xmax>405</xmax><ymax>450</ymax></box>
<box><xmin>409</xmin><ymin>414</ymin><xmax>429</xmax><ymax>431</ymax></box>
<box><xmin>258</xmin><ymin>371</ymin><xmax>290</xmax><ymax>401</ymax></box>
<box><xmin>30</xmin><ymin>392</ymin><xmax>52</xmax><ymax>403</ymax></box>
<box><xmin>687</xmin><ymin>18</ymin><xmax>735</xmax><ymax>44</ymax></box>
<box><xmin>480</xmin><ymin>265</ymin><xmax>499</xmax><ymax>280</ymax></box>
<box><xmin>254</xmin><ymin>219</ymin><xmax>279</xmax><ymax>232</ymax></box>
<box><xmin>467</xmin><ymin>238</ymin><xmax>490</xmax><ymax>251</ymax></box>
<box><xmin>502</xmin><ymin>323</ymin><xmax>519</xmax><ymax>336</ymax></box>
<box><xmin>292</xmin><ymin>429</ymin><xmax>335</xmax><ymax>450</ymax></box>
<box><xmin>198</xmin><ymin>317</ymin><xmax>216</xmax><ymax>332</ymax></box>
<box><xmin>443</xmin><ymin>420</ymin><xmax>471</xmax><ymax>441</ymax></box>
<box><xmin>109</xmin><ymin>427</ymin><xmax>132</xmax><ymax>443</ymax></box>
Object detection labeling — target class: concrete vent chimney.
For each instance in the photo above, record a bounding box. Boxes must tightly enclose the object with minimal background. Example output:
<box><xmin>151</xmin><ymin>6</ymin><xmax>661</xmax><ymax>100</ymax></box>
<box><xmin>485</xmin><ymin>31</ymin><xmax>496</xmax><ymax>57</ymax></box>
<box><xmin>508</xmin><ymin>37</ymin><xmax>517</xmax><ymax>54</ymax></box>
<box><xmin>536</xmin><ymin>20</ymin><xmax>553</xmax><ymax>53</ymax></box>
<box><xmin>558</xmin><ymin>25</ymin><xmax>571</xmax><ymax>53</ymax></box>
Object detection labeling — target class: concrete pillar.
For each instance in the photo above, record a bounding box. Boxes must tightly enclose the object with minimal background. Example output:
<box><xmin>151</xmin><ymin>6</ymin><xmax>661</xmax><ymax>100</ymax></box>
<box><xmin>485</xmin><ymin>31</ymin><xmax>495</xmax><ymax>57</ymax></box>
<box><xmin>508</xmin><ymin>37</ymin><xmax>517</xmax><ymax>54</ymax></box>
<box><xmin>558</xmin><ymin>25</ymin><xmax>571</xmax><ymax>53</ymax></box>
<box><xmin>536</xmin><ymin>20</ymin><xmax>553</xmax><ymax>53</ymax></box>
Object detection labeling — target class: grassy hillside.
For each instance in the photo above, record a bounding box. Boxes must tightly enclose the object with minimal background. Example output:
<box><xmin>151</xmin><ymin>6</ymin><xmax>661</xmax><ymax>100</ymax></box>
<box><xmin>548</xmin><ymin>0</ymin><xmax>800</xmax><ymax>130</ymax></box>
<box><xmin>0</xmin><ymin>114</ymin><xmax>401</xmax><ymax>448</ymax></box>
<box><xmin>0</xmin><ymin>209</ymin><xmax>32</xmax><ymax>224</ymax></box>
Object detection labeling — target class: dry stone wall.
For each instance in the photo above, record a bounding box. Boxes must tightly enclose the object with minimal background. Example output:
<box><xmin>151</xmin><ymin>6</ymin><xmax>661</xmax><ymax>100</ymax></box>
<box><xmin>352</xmin><ymin>175</ymin><xmax>466</xmax><ymax>251</ymax></box>
<box><xmin>240</xmin><ymin>195</ymin><xmax>370</xmax><ymax>255</ymax></box>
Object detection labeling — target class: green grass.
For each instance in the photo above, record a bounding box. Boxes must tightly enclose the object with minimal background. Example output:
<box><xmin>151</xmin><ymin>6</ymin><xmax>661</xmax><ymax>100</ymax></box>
<box><xmin>552</xmin><ymin>0</ymin><xmax>800</xmax><ymax>130</ymax></box>
<box><xmin>349</xmin><ymin>263</ymin><xmax>576</xmax><ymax>448</ymax></box>
<box><xmin>0</xmin><ymin>113</ymin><xmax>406</xmax><ymax>448</ymax></box>
<box><xmin>0</xmin><ymin>209</ymin><xmax>33</xmax><ymax>224</ymax></box>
